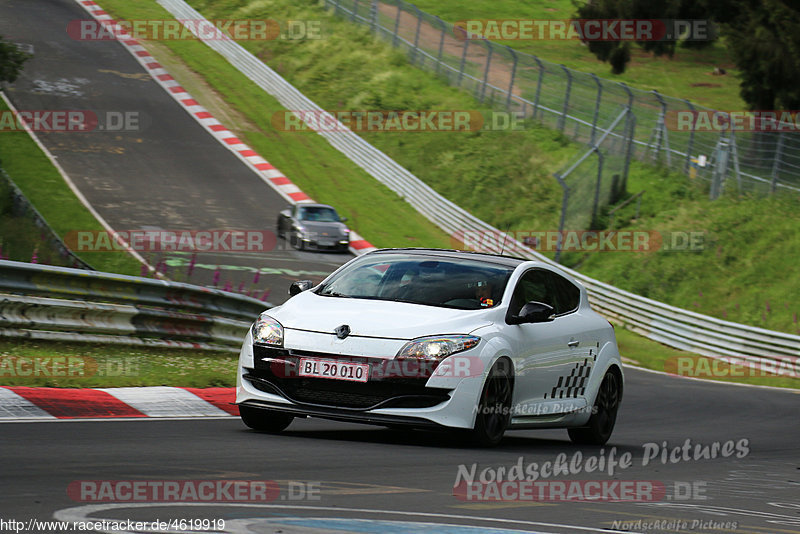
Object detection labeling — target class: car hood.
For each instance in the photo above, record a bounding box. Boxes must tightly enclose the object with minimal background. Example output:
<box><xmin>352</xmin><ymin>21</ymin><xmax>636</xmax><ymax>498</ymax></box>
<box><xmin>270</xmin><ymin>290</ymin><xmax>493</xmax><ymax>340</ymax></box>
<box><xmin>297</xmin><ymin>221</ymin><xmax>348</xmax><ymax>235</ymax></box>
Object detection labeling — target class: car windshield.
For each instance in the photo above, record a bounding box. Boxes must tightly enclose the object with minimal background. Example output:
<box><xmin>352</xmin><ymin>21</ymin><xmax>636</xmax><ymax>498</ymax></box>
<box><xmin>298</xmin><ymin>206</ymin><xmax>340</xmax><ymax>222</ymax></box>
<box><xmin>316</xmin><ymin>253</ymin><xmax>513</xmax><ymax>309</ymax></box>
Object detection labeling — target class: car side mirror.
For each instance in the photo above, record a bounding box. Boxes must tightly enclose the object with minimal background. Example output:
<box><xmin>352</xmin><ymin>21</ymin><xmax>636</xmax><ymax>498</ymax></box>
<box><xmin>508</xmin><ymin>301</ymin><xmax>554</xmax><ymax>325</ymax></box>
<box><xmin>339</xmin><ymin>216</ymin><xmax>348</xmax><ymax>222</ymax></box>
<box><xmin>289</xmin><ymin>280</ymin><xmax>315</xmax><ymax>296</ymax></box>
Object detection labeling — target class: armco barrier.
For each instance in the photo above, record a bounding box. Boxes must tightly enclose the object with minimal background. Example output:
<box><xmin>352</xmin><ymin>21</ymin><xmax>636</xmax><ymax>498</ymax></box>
<box><xmin>469</xmin><ymin>236</ymin><xmax>800</xmax><ymax>367</ymax></box>
<box><xmin>0</xmin><ymin>260</ymin><xmax>270</xmax><ymax>352</ymax></box>
<box><xmin>575</xmin><ymin>275</ymin><xmax>800</xmax><ymax>366</ymax></box>
<box><xmin>154</xmin><ymin>0</ymin><xmax>800</xmax><ymax>366</ymax></box>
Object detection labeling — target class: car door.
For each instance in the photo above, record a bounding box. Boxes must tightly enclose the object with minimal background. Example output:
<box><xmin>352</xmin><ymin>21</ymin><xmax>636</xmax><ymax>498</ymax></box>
<box><xmin>506</xmin><ymin>269</ymin><xmax>595</xmax><ymax>416</ymax></box>
<box><xmin>547</xmin><ymin>270</ymin><xmax>599</xmax><ymax>400</ymax></box>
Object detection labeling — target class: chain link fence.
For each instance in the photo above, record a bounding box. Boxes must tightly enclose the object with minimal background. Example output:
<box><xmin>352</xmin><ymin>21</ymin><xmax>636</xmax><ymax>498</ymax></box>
<box><xmin>553</xmin><ymin>107</ymin><xmax>636</xmax><ymax>261</ymax></box>
<box><xmin>327</xmin><ymin>0</ymin><xmax>800</xmax><ymax>209</ymax></box>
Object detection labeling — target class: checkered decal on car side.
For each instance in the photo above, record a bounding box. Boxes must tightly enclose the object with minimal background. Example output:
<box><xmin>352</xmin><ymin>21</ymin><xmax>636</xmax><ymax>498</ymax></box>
<box><xmin>546</xmin><ymin>357</ymin><xmax>593</xmax><ymax>399</ymax></box>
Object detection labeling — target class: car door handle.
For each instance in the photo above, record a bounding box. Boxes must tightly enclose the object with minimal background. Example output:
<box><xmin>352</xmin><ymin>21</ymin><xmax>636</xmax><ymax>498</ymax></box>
<box><xmin>567</xmin><ymin>340</ymin><xmax>580</xmax><ymax>348</ymax></box>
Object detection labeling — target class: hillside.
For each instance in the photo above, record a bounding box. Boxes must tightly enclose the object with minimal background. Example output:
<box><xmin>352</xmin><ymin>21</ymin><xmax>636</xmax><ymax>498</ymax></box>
<box><xmin>88</xmin><ymin>0</ymin><xmax>800</xmax><ymax>334</ymax></box>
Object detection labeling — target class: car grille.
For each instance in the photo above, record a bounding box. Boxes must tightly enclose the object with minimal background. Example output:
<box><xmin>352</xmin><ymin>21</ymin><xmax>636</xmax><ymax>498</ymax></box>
<box><xmin>245</xmin><ymin>345</ymin><xmax>451</xmax><ymax>410</ymax></box>
<box><xmin>309</xmin><ymin>241</ymin><xmax>345</xmax><ymax>250</ymax></box>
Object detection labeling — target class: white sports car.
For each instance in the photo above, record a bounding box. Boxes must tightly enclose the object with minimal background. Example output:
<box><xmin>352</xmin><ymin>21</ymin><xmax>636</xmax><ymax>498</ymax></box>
<box><xmin>236</xmin><ymin>248</ymin><xmax>623</xmax><ymax>446</ymax></box>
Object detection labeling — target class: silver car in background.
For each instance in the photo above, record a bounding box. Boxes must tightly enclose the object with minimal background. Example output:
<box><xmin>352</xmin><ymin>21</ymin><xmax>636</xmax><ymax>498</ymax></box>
<box><xmin>276</xmin><ymin>203</ymin><xmax>350</xmax><ymax>252</ymax></box>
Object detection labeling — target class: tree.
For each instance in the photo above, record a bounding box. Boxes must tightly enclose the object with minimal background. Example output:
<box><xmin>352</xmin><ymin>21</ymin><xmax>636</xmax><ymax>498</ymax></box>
<box><xmin>716</xmin><ymin>0</ymin><xmax>800</xmax><ymax>110</ymax></box>
<box><xmin>0</xmin><ymin>36</ymin><xmax>31</xmax><ymax>84</ymax></box>
<box><xmin>573</xmin><ymin>0</ymin><xmax>716</xmax><ymax>74</ymax></box>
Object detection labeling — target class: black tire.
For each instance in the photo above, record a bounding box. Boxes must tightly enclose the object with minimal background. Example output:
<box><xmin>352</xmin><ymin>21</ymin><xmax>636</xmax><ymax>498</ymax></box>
<box><xmin>276</xmin><ymin>218</ymin><xmax>284</xmax><ymax>240</ymax></box>
<box><xmin>470</xmin><ymin>359</ymin><xmax>513</xmax><ymax>447</ymax></box>
<box><xmin>239</xmin><ymin>405</ymin><xmax>294</xmax><ymax>433</ymax></box>
<box><xmin>568</xmin><ymin>370</ymin><xmax>621</xmax><ymax>446</ymax></box>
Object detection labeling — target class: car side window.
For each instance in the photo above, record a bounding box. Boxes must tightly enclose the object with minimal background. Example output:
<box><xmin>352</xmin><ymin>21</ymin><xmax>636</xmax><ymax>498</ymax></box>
<box><xmin>508</xmin><ymin>270</ymin><xmax>552</xmax><ymax>316</ymax></box>
<box><xmin>549</xmin><ymin>272</ymin><xmax>581</xmax><ymax>315</ymax></box>
<box><xmin>509</xmin><ymin>269</ymin><xmax>580</xmax><ymax>317</ymax></box>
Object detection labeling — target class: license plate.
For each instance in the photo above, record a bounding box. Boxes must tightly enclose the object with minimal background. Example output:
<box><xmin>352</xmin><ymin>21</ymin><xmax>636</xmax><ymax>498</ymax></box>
<box><xmin>318</xmin><ymin>240</ymin><xmax>334</xmax><ymax>247</ymax></box>
<box><xmin>298</xmin><ymin>358</ymin><xmax>369</xmax><ymax>382</ymax></box>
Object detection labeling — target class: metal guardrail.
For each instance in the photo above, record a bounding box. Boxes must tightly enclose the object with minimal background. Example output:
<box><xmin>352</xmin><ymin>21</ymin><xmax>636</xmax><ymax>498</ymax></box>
<box><xmin>0</xmin><ymin>260</ymin><xmax>270</xmax><ymax>352</ymax></box>
<box><xmin>576</xmin><ymin>275</ymin><xmax>800</xmax><ymax>365</ymax></box>
<box><xmin>156</xmin><ymin>0</ymin><xmax>800</xmax><ymax>365</ymax></box>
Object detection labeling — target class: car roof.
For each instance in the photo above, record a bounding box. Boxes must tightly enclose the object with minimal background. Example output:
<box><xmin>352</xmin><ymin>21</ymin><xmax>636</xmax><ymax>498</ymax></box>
<box><xmin>367</xmin><ymin>248</ymin><xmax>528</xmax><ymax>268</ymax></box>
<box><xmin>297</xmin><ymin>203</ymin><xmax>336</xmax><ymax>210</ymax></box>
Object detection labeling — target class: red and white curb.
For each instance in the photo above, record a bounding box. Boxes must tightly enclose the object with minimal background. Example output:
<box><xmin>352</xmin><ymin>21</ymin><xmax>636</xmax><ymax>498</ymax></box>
<box><xmin>0</xmin><ymin>386</ymin><xmax>237</xmax><ymax>420</ymax></box>
<box><xmin>73</xmin><ymin>0</ymin><xmax>376</xmax><ymax>255</ymax></box>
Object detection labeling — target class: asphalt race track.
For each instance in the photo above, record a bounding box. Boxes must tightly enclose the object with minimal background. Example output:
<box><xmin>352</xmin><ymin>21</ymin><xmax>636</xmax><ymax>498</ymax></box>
<box><xmin>0</xmin><ymin>0</ymin><xmax>351</xmax><ymax>302</ymax></box>
<box><xmin>1</xmin><ymin>368</ymin><xmax>798</xmax><ymax>533</ymax></box>
<box><xmin>0</xmin><ymin>1</ymin><xmax>799</xmax><ymax>534</ymax></box>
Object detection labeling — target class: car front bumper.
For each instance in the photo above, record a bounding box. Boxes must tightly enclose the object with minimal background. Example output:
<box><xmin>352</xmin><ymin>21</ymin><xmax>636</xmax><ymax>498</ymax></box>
<box><xmin>300</xmin><ymin>235</ymin><xmax>349</xmax><ymax>251</ymax></box>
<box><xmin>235</xmin><ymin>331</ymin><xmax>484</xmax><ymax>430</ymax></box>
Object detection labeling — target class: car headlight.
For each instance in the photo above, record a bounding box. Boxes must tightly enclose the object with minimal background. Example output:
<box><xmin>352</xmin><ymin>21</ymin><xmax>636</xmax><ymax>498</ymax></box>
<box><xmin>396</xmin><ymin>335</ymin><xmax>480</xmax><ymax>361</ymax></box>
<box><xmin>251</xmin><ymin>313</ymin><xmax>283</xmax><ymax>346</ymax></box>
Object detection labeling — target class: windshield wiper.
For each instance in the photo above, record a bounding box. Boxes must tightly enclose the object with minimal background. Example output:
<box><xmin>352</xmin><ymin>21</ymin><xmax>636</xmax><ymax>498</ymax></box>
<box><xmin>319</xmin><ymin>291</ymin><xmax>353</xmax><ymax>298</ymax></box>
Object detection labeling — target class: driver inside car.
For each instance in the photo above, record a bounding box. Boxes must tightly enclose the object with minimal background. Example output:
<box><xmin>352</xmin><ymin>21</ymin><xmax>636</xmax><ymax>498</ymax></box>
<box><xmin>475</xmin><ymin>280</ymin><xmax>494</xmax><ymax>307</ymax></box>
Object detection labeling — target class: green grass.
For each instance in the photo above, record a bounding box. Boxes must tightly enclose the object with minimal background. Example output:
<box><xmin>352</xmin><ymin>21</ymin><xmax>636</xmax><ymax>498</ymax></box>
<box><xmin>0</xmin><ymin>339</ymin><xmax>236</xmax><ymax>387</ymax></box>
<box><xmin>0</xmin><ymin>176</ymin><xmax>74</xmax><ymax>267</ymax></box>
<box><xmin>0</xmin><ymin>99</ymin><xmax>144</xmax><ymax>275</ymax></box>
<box><xmin>565</xmin><ymin>168</ymin><xmax>800</xmax><ymax>334</ymax></box>
<box><xmin>178</xmin><ymin>0</ymin><xmax>580</xmax><ymax>232</ymax></box>
<box><xmin>77</xmin><ymin>0</ymin><xmax>799</xmax><ymax>390</ymax></box>
<box><xmin>407</xmin><ymin>0</ymin><xmax>745</xmax><ymax>111</ymax></box>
